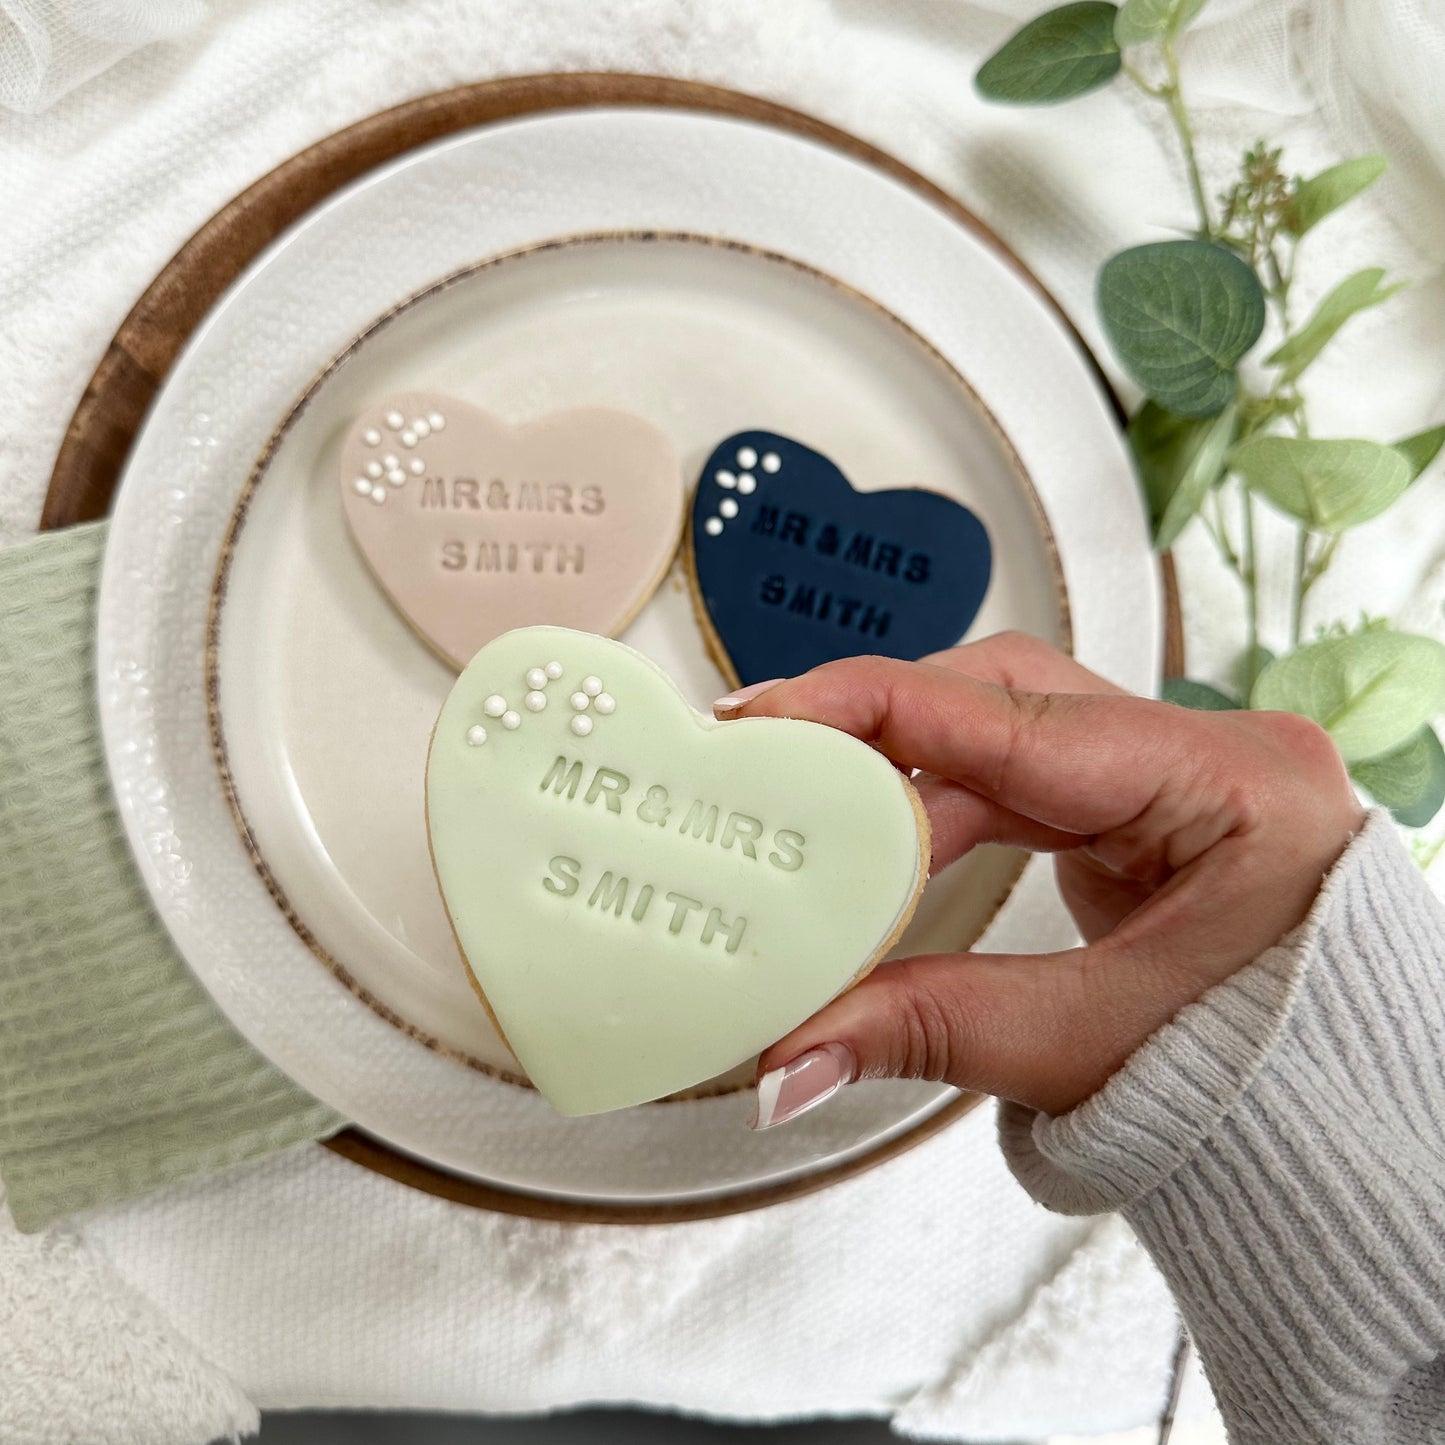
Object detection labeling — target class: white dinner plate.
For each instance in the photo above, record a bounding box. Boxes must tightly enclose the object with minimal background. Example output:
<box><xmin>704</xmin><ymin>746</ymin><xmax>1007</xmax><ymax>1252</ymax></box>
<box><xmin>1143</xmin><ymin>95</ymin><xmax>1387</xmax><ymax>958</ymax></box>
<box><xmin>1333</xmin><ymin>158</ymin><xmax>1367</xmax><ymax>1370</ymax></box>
<box><xmin>98</xmin><ymin>105</ymin><xmax>1159</xmax><ymax>1206</ymax></box>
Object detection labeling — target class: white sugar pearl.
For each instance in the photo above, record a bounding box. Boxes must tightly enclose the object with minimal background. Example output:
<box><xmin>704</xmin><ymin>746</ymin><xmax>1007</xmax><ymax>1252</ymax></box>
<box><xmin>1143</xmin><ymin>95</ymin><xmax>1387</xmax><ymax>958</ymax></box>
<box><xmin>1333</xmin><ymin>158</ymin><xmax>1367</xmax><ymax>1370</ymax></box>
<box><xmin>408</xmin><ymin>458</ymin><xmax>425</xmax><ymax>475</ymax></box>
<box><xmin>704</xmin><ymin>517</ymin><xmax>724</xmax><ymax>536</ymax></box>
<box><xmin>715</xmin><ymin>470</ymin><xmax>737</xmax><ymax>489</ymax></box>
<box><xmin>412</xmin><ymin>418</ymin><xmax>431</xmax><ymax>438</ymax></box>
<box><xmin>761</xmin><ymin>452</ymin><xmax>781</xmax><ymax>473</ymax></box>
<box><xmin>582</xmin><ymin>676</ymin><xmax>602</xmax><ymax>697</ymax></box>
<box><xmin>466</xmin><ymin>725</ymin><xmax>487</xmax><ymax>746</ymax></box>
<box><xmin>365</xmin><ymin>461</ymin><xmax>383</xmax><ymax>479</ymax></box>
<box><xmin>719</xmin><ymin>497</ymin><xmax>739</xmax><ymax>519</ymax></box>
<box><xmin>525</xmin><ymin>667</ymin><xmax>547</xmax><ymax>690</ymax></box>
<box><xmin>544</xmin><ymin>660</ymin><xmax>563</xmax><ymax>680</ymax></box>
<box><xmin>387</xmin><ymin>469</ymin><xmax>406</xmax><ymax>486</ymax></box>
<box><xmin>593</xmin><ymin>693</ymin><xmax>616</xmax><ymax>715</ymax></box>
<box><xmin>501</xmin><ymin>710</ymin><xmax>521</xmax><ymax>730</ymax></box>
<box><xmin>400</xmin><ymin>429</ymin><xmax>417</xmax><ymax>447</ymax></box>
<box><xmin>570</xmin><ymin>692</ymin><xmax>590</xmax><ymax>712</ymax></box>
<box><xmin>737</xmin><ymin>445</ymin><xmax>758</xmax><ymax>468</ymax></box>
<box><xmin>351</xmin><ymin>478</ymin><xmax>371</xmax><ymax>496</ymax></box>
<box><xmin>362</xmin><ymin>428</ymin><xmax>382</xmax><ymax>447</ymax></box>
<box><xmin>428</xmin><ymin>412</ymin><xmax>446</xmax><ymax>430</ymax></box>
<box><xmin>483</xmin><ymin>695</ymin><xmax>506</xmax><ymax>717</ymax></box>
<box><xmin>736</xmin><ymin>474</ymin><xmax>756</xmax><ymax>495</ymax></box>
<box><xmin>369</xmin><ymin>488</ymin><xmax>386</xmax><ymax>505</ymax></box>
<box><xmin>385</xmin><ymin>411</ymin><xmax>404</xmax><ymax>430</ymax></box>
<box><xmin>382</xmin><ymin>454</ymin><xmax>399</xmax><ymax>470</ymax></box>
<box><xmin>570</xmin><ymin>715</ymin><xmax>594</xmax><ymax>737</ymax></box>
<box><xmin>524</xmin><ymin>690</ymin><xmax>547</xmax><ymax>712</ymax></box>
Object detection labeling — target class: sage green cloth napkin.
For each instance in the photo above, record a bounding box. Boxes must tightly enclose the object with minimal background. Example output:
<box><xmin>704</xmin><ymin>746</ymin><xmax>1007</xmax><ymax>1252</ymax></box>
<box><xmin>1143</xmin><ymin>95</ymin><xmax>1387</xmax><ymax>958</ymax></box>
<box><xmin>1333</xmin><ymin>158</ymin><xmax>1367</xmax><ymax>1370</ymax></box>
<box><xmin>0</xmin><ymin>523</ymin><xmax>345</xmax><ymax>1233</ymax></box>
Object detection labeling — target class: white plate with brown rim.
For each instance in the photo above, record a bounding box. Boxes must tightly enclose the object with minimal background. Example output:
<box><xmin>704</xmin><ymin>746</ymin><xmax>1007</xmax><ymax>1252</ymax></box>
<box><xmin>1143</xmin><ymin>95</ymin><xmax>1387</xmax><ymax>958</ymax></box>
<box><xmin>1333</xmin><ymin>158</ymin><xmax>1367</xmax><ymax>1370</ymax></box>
<box><xmin>97</xmin><ymin>104</ymin><xmax>1160</xmax><ymax>1210</ymax></box>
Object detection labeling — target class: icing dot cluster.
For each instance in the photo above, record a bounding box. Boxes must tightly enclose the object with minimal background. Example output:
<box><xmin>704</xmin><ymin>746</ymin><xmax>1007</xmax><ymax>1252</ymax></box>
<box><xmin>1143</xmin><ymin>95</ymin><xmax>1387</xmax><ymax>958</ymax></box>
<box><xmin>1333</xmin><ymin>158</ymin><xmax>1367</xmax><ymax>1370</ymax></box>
<box><xmin>350</xmin><ymin>408</ymin><xmax>447</xmax><ymax>505</ymax></box>
<box><xmin>465</xmin><ymin>660</ymin><xmax>615</xmax><ymax>745</ymax></box>
<box><xmin>703</xmin><ymin>443</ymin><xmax>781</xmax><ymax>537</ymax></box>
<box><xmin>566</xmin><ymin>674</ymin><xmax>616</xmax><ymax>737</ymax></box>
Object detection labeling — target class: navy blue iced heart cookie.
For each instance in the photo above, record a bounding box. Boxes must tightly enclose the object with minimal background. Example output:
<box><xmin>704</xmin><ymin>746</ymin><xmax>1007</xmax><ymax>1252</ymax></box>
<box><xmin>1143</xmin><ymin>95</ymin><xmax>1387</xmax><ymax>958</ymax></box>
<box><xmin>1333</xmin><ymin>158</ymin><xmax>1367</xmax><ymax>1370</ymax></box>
<box><xmin>689</xmin><ymin>431</ymin><xmax>993</xmax><ymax>686</ymax></box>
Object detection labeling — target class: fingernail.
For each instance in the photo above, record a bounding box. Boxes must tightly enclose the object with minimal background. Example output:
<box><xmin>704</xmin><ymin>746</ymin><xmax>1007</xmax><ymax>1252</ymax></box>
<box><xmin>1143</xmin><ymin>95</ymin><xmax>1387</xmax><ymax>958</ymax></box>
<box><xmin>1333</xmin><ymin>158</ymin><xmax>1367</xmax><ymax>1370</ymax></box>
<box><xmin>749</xmin><ymin>1043</ymin><xmax>856</xmax><ymax>1130</ymax></box>
<box><xmin>713</xmin><ymin>678</ymin><xmax>786</xmax><ymax>717</ymax></box>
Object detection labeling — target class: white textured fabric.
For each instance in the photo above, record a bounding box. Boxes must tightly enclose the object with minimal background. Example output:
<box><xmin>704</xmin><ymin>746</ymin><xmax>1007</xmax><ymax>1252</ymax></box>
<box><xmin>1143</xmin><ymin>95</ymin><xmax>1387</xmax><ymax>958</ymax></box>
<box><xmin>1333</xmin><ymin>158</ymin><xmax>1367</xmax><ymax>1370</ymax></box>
<box><xmin>76</xmin><ymin>1110</ymin><xmax>1133</xmax><ymax>1428</ymax></box>
<box><xmin>0</xmin><ymin>0</ymin><xmax>211</xmax><ymax>113</ymax></box>
<box><xmin>894</xmin><ymin>1216</ymin><xmax>1183</xmax><ymax>1442</ymax></box>
<box><xmin>2</xmin><ymin>1</ymin><xmax>1443</xmax><ymax>1442</ymax></box>
<box><xmin>0</xmin><ymin>1188</ymin><xmax>256</xmax><ymax>1444</ymax></box>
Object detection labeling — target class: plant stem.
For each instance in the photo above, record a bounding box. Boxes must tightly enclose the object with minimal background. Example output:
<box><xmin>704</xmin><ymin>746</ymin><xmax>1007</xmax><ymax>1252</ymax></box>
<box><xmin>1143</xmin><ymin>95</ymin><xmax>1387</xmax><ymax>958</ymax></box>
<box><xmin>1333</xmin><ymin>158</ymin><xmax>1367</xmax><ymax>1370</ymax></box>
<box><xmin>1122</xmin><ymin>61</ymin><xmax>1165</xmax><ymax>97</ymax></box>
<box><xmin>1290</xmin><ymin>527</ymin><xmax>1309</xmax><ymax>648</ymax></box>
<box><xmin>1267</xmin><ymin>231</ymin><xmax>1324</xmax><ymax>653</ymax></box>
<box><xmin>1124</xmin><ymin>54</ymin><xmax>1357</xmax><ymax>689</ymax></box>
<box><xmin>1161</xmin><ymin>39</ymin><xmax>1212</xmax><ymax>238</ymax></box>
<box><xmin>1198</xmin><ymin>503</ymin><xmax>1239</xmax><ymax>575</ymax></box>
<box><xmin>1212</xmin><ymin>490</ymin><xmax>1241</xmax><ymax>569</ymax></box>
<box><xmin>1303</xmin><ymin>533</ymin><xmax>1339</xmax><ymax>594</ymax></box>
<box><xmin>1265</xmin><ymin>242</ymin><xmax>1293</xmax><ymax>333</ymax></box>
<box><xmin>1289</xmin><ymin>530</ymin><xmax>1341</xmax><ymax>649</ymax></box>
<box><xmin>1240</xmin><ymin>484</ymin><xmax>1262</xmax><ymax>694</ymax></box>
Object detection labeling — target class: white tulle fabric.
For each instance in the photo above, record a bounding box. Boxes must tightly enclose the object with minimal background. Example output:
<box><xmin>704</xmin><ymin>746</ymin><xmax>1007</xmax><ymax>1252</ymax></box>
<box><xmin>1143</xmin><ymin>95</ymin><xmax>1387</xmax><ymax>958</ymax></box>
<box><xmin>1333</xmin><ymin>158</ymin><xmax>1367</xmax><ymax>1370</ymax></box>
<box><xmin>1</xmin><ymin>2</ymin><xmax>1442</xmax><ymax>1442</ymax></box>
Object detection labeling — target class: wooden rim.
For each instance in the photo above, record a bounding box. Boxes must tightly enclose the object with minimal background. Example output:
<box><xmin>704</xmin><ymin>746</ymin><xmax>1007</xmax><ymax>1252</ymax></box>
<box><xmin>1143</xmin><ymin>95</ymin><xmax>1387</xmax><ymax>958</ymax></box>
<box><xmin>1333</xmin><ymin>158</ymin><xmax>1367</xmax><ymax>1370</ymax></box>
<box><xmin>43</xmin><ymin>72</ymin><xmax>1184</xmax><ymax>1225</ymax></box>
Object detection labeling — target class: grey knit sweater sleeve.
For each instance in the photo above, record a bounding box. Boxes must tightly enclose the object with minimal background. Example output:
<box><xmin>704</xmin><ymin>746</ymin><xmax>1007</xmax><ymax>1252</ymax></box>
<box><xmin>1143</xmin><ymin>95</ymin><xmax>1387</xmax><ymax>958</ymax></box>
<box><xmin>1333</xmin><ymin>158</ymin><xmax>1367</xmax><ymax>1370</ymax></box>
<box><xmin>999</xmin><ymin>810</ymin><xmax>1445</xmax><ymax>1443</ymax></box>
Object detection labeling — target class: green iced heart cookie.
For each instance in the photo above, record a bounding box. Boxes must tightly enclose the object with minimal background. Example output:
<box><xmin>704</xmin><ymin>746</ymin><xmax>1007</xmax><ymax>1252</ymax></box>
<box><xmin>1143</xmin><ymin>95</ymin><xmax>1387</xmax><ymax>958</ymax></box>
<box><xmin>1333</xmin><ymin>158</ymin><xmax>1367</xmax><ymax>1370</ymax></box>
<box><xmin>426</xmin><ymin>626</ymin><xmax>928</xmax><ymax>1115</ymax></box>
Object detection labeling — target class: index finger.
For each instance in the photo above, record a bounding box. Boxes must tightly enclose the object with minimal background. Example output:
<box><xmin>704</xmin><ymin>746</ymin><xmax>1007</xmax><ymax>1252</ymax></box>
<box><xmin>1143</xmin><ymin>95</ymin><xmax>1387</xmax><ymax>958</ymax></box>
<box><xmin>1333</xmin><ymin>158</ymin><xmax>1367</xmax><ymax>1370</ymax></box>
<box><xmin>919</xmin><ymin>631</ymin><xmax>1131</xmax><ymax>699</ymax></box>
<box><xmin>899</xmin><ymin>632</ymin><xmax>1134</xmax><ymax>864</ymax></box>
<box><xmin>732</xmin><ymin>654</ymin><xmax>1199</xmax><ymax>838</ymax></box>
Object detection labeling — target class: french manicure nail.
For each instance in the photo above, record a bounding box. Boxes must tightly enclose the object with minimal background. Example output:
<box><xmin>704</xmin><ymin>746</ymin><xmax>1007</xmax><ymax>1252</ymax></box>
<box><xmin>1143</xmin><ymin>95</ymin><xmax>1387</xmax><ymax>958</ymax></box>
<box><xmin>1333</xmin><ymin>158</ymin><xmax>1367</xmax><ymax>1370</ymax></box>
<box><xmin>749</xmin><ymin>1043</ymin><xmax>856</xmax><ymax>1130</ymax></box>
<box><xmin>713</xmin><ymin>678</ymin><xmax>786</xmax><ymax>716</ymax></box>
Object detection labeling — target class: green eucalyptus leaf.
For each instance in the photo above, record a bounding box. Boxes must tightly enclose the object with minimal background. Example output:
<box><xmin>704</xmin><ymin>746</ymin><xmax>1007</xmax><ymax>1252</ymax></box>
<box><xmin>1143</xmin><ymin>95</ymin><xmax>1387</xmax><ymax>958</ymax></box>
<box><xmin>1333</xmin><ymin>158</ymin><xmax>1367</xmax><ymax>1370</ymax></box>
<box><xmin>1128</xmin><ymin>403</ymin><xmax>1200</xmax><ymax>520</ymax></box>
<box><xmin>1350</xmin><ymin>726</ymin><xmax>1445</xmax><ymax>828</ymax></box>
<box><xmin>1286</xmin><ymin>155</ymin><xmax>1388</xmax><ymax>237</ymax></box>
<box><xmin>1128</xmin><ymin>402</ymin><xmax>1216</xmax><ymax>543</ymax></box>
<box><xmin>1098</xmin><ymin>241</ymin><xmax>1266</xmax><ymax>417</ymax></box>
<box><xmin>1115</xmin><ymin>0</ymin><xmax>1207</xmax><ymax>44</ymax></box>
<box><xmin>1252</xmin><ymin>630</ymin><xmax>1445</xmax><ymax>763</ymax></box>
<box><xmin>1162</xmin><ymin>677</ymin><xmax>1240</xmax><ymax>710</ymax></box>
<box><xmin>1231</xmin><ymin>435</ymin><xmax>1412</xmax><ymax>531</ymax></box>
<box><xmin>976</xmin><ymin>3</ymin><xmax>1122</xmax><ymax>104</ymax></box>
<box><xmin>1395</xmin><ymin>424</ymin><xmax>1445</xmax><ymax>481</ymax></box>
<box><xmin>1264</xmin><ymin>268</ymin><xmax>1403</xmax><ymax>383</ymax></box>
<box><xmin>1154</xmin><ymin>402</ymin><xmax>1237</xmax><ymax>549</ymax></box>
<box><xmin>1233</xmin><ymin>643</ymin><xmax>1275</xmax><ymax>698</ymax></box>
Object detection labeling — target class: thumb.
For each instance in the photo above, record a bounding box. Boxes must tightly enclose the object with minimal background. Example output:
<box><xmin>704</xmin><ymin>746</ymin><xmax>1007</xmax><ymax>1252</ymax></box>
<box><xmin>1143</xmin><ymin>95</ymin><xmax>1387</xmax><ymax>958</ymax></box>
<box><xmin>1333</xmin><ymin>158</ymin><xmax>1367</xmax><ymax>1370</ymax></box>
<box><xmin>750</xmin><ymin>944</ymin><xmax>1149</xmax><ymax>1128</ymax></box>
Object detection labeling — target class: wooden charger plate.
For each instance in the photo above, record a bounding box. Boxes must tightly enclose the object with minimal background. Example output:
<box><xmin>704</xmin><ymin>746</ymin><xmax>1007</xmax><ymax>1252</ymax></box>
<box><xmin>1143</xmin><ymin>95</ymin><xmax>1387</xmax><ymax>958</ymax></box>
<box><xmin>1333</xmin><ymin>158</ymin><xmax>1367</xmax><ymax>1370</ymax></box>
<box><xmin>45</xmin><ymin>73</ymin><xmax>1183</xmax><ymax>1223</ymax></box>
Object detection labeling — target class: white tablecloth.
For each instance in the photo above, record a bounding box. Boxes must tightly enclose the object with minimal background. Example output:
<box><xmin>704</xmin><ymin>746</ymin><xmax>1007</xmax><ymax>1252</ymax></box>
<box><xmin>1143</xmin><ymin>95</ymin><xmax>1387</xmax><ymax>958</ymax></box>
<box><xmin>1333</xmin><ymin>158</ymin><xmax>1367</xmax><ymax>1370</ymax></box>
<box><xmin>2</xmin><ymin>2</ymin><xmax>1441</xmax><ymax>1442</ymax></box>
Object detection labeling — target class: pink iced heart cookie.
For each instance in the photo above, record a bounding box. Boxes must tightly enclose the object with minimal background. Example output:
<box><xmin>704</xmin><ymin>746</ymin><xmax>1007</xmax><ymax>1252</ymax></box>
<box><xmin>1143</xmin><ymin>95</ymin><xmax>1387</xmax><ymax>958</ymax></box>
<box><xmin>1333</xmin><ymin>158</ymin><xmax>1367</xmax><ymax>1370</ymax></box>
<box><xmin>339</xmin><ymin>394</ymin><xmax>684</xmax><ymax>668</ymax></box>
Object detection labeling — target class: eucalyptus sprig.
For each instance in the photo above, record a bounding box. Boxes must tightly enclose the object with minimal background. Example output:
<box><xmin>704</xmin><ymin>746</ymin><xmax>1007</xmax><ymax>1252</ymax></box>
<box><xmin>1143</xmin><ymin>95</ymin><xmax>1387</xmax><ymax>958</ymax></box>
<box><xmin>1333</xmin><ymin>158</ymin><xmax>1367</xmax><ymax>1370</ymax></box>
<box><xmin>976</xmin><ymin>0</ymin><xmax>1445</xmax><ymax>828</ymax></box>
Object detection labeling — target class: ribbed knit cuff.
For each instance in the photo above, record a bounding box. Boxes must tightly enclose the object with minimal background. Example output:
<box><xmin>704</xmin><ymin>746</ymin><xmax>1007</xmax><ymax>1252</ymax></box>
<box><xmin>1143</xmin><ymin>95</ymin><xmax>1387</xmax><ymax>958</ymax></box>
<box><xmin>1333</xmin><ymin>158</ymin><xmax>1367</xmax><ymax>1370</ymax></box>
<box><xmin>999</xmin><ymin>808</ymin><xmax>1403</xmax><ymax>1215</ymax></box>
<box><xmin>1000</xmin><ymin>810</ymin><xmax>1445</xmax><ymax>1441</ymax></box>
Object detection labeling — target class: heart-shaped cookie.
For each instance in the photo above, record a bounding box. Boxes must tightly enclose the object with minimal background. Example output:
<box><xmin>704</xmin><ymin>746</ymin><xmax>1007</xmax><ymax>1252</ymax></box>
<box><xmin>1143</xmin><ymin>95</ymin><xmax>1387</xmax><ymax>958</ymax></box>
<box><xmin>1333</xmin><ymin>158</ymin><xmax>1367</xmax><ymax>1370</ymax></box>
<box><xmin>426</xmin><ymin>626</ymin><xmax>929</xmax><ymax>1115</ymax></box>
<box><xmin>340</xmin><ymin>394</ymin><xmax>683</xmax><ymax>668</ymax></box>
<box><xmin>688</xmin><ymin>430</ymin><xmax>993</xmax><ymax>686</ymax></box>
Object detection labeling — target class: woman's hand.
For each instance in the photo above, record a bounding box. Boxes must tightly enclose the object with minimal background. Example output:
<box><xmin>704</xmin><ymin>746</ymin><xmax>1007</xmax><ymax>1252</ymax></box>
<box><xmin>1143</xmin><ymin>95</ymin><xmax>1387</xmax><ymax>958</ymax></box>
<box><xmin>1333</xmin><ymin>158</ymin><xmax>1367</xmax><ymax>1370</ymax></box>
<box><xmin>714</xmin><ymin>633</ymin><xmax>1365</xmax><ymax>1127</ymax></box>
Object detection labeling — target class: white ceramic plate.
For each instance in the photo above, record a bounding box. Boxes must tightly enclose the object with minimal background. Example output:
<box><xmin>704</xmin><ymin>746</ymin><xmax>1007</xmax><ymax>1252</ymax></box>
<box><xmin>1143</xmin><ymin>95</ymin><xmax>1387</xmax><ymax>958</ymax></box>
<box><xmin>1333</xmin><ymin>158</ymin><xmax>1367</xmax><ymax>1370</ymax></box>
<box><xmin>98</xmin><ymin>107</ymin><xmax>1159</xmax><ymax>1205</ymax></box>
<box><xmin>214</xmin><ymin>233</ymin><xmax>1055</xmax><ymax>1086</ymax></box>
